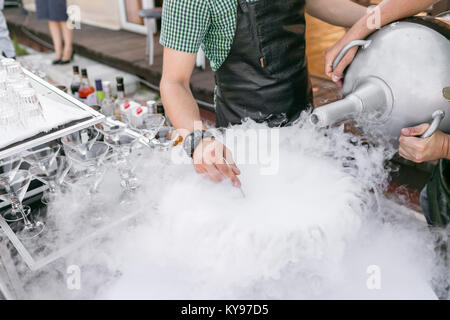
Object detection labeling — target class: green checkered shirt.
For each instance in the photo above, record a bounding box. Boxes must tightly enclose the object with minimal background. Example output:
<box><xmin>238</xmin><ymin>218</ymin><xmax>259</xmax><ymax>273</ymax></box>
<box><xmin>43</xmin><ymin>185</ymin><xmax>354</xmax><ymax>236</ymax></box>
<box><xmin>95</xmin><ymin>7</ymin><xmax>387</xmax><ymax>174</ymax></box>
<box><xmin>160</xmin><ymin>0</ymin><xmax>258</xmax><ymax>72</ymax></box>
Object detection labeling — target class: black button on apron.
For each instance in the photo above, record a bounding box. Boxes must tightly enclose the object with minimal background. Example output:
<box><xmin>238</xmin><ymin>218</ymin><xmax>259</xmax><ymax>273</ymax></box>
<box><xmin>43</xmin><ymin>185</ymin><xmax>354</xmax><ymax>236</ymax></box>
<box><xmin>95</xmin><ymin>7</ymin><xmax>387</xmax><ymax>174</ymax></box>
<box><xmin>215</xmin><ymin>0</ymin><xmax>313</xmax><ymax>128</ymax></box>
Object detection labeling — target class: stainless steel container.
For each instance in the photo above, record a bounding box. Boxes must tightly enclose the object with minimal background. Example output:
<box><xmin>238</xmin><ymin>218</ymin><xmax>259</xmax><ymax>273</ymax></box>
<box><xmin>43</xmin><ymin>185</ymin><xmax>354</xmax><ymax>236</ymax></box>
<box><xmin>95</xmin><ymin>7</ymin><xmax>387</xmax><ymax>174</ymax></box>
<box><xmin>310</xmin><ymin>17</ymin><xmax>450</xmax><ymax>141</ymax></box>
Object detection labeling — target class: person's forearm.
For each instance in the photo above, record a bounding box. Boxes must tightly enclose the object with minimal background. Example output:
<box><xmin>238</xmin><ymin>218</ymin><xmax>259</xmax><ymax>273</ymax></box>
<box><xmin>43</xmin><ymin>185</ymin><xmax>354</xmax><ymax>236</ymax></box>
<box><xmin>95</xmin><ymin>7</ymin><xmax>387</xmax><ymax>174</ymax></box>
<box><xmin>345</xmin><ymin>0</ymin><xmax>437</xmax><ymax>40</ymax></box>
<box><xmin>160</xmin><ymin>80</ymin><xmax>205</xmax><ymax>138</ymax></box>
<box><xmin>306</xmin><ymin>0</ymin><xmax>367</xmax><ymax>28</ymax></box>
<box><xmin>444</xmin><ymin>134</ymin><xmax>450</xmax><ymax>160</ymax></box>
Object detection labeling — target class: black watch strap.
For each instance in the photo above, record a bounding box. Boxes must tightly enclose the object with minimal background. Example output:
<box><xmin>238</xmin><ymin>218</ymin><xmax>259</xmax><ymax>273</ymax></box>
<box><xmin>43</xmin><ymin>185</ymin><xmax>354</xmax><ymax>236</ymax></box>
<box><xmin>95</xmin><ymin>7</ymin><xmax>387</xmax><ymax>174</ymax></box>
<box><xmin>183</xmin><ymin>130</ymin><xmax>215</xmax><ymax>158</ymax></box>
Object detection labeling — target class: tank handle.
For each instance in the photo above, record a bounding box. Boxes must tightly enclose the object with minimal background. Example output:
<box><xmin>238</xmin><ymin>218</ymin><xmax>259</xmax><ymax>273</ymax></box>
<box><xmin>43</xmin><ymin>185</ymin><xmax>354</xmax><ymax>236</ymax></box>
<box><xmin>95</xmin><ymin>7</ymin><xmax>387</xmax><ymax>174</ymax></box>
<box><xmin>332</xmin><ymin>40</ymin><xmax>372</xmax><ymax>71</ymax></box>
<box><xmin>420</xmin><ymin>110</ymin><xmax>445</xmax><ymax>138</ymax></box>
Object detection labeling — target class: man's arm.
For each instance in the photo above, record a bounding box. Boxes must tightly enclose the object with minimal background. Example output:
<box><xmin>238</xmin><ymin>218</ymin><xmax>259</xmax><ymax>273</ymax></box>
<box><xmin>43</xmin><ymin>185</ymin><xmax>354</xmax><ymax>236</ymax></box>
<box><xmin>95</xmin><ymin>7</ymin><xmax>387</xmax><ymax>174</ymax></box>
<box><xmin>160</xmin><ymin>48</ymin><xmax>204</xmax><ymax>138</ymax></box>
<box><xmin>306</xmin><ymin>0</ymin><xmax>367</xmax><ymax>28</ymax></box>
<box><xmin>160</xmin><ymin>47</ymin><xmax>242</xmax><ymax>186</ymax></box>
<box><xmin>324</xmin><ymin>0</ymin><xmax>438</xmax><ymax>86</ymax></box>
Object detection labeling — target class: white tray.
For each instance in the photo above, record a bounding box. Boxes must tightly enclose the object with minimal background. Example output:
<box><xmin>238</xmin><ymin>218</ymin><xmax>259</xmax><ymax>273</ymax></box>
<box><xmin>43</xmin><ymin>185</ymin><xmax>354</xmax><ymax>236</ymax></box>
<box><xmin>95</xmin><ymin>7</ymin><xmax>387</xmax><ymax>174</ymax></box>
<box><xmin>0</xmin><ymin>69</ymin><xmax>105</xmax><ymax>160</ymax></box>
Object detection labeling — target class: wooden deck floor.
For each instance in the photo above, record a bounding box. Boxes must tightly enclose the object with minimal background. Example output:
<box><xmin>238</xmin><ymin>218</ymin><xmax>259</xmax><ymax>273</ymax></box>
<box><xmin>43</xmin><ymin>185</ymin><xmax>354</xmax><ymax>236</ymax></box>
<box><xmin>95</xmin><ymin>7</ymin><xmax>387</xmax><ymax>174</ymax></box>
<box><xmin>5</xmin><ymin>7</ymin><xmax>345</xmax><ymax>108</ymax></box>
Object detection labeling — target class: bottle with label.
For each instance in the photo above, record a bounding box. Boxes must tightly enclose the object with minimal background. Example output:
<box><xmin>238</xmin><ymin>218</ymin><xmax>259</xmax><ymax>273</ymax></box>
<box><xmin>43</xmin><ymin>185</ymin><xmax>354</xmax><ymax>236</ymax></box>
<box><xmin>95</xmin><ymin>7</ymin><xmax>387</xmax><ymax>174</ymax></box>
<box><xmin>70</xmin><ymin>66</ymin><xmax>81</xmax><ymax>96</ymax></box>
<box><xmin>78</xmin><ymin>69</ymin><xmax>95</xmax><ymax>101</ymax></box>
<box><xmin>146</xmin><ymin>100</ymin><xmax>157</xmax><ymax>114</ymax></box>
<box><xmin>95</xmin><ymin>79</ymin><xmax>104</xmax><ymax>103</ymax></box>
<box><xmin>114</xmin><ymin>79</ymin><xmax>126</xmax><ymax>121</ymax></box>
<box><xmin>101</xmin><ymin>81</ymin><xmax>115</xmax><ymax>117</ymax></box>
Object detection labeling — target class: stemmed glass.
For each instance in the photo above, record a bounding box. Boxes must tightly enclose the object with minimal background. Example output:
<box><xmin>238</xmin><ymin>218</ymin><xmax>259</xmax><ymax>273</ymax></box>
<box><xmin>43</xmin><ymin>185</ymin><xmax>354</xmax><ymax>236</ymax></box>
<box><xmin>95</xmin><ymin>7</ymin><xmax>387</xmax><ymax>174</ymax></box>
<box><xmin>129</xmin><ymin>114</ymin><xmax>165</xmax><ymax>142</ymax></box>
<box><xmin>23</xmin><ymin>144</ymin><xmax>61</xmax><ymax>172</ymax></box>
<box><xmin>104</xmin><ymin>134</ymin><xmax>139</xmax><ymax>201</ymax></box>
<box><xmin>29</xmin><ymin>156</ymin><xmax>71</xmax><ymax>205</ymax></box>
<box><xmin>149</xmin><ymin>126</ymin><xmax>180</xmax><ymax>151</ymax></box>
<box><xmin>0</xmin><ymin>156</ymin><xmax>31</xmax><ymax>222</ymax></box>
<box><xmin>65</xmin><ymin>142</ymin><xmax>110</xmax><ymax>196</ymax></box>
<box><xmin>0</xmin><ymin>170</ymin><xmax>45</xmax><ymax>239</ymax></box>
<box><xmin>95</xmin><ymin>119</ymin><xmax>127</xmax><ymax>141</ymax></box>
<box><xmin>61</xmin><ymin>127</ymin><xmax>100</xmax><ymax>156</ymax></box>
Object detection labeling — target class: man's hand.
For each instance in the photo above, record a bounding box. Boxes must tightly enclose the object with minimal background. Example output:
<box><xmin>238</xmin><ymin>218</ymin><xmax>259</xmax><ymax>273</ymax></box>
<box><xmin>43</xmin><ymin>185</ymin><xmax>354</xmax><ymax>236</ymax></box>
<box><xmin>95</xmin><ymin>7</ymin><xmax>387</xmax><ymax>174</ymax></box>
<box><xmin>192</xmin><ymin>138</ymin><xmax>242</xmax><ymax>187</ymax></box>
<box><xmin>325</xmin><ymin>39</ymin><xmax>358</xmax><ymax>88</ymax></box>
<box><xmin>399</xmin><ymin>124</ymin><xmax>450</xmax><ymax>163</ymax></box>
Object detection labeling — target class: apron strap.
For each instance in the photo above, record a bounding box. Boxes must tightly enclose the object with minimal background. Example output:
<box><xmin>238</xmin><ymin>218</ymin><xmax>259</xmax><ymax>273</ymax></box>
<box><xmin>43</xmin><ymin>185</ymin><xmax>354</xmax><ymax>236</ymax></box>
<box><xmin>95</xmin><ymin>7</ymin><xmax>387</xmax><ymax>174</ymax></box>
<box><xmin>238</xmin><ymin>0</ymin><xmax>249</xmax><ymax>13</ymax></box>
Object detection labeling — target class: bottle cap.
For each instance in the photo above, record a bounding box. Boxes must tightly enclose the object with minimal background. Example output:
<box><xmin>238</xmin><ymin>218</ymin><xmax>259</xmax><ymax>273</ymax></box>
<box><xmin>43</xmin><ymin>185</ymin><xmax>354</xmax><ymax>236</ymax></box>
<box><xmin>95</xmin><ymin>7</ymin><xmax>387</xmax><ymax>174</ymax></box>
<box><xmin>136</xmin><ymin>107</ymin><xmax>143</xmax><ymax>115</ymax></box>
<box><xmin>95</xmin><ymin>79</ymin><xmax>103</xmax><ymax>91</ymax></box>
<box><xmin>81</xmin><ymin>69</ymin><xmax>88</xmax><ymax>77</ymax></box>
<box><xmin>73</xmin><ymin>65</ymin><xmax>79</xmax><ymax>74</ymax></box>
<box><xmin>116</xmin><ymin>76</ymin><xmax>124</xmax><ymax>85</ymax></box>
<box><xmin>117</xmin><ymin>83</ymin><xmax>125</xmax><ymax>92</ymax></box>
<box><xmin>124</xmin><ymin>101</ymin><xmax>130</xmax><ymax>110</ymax></box>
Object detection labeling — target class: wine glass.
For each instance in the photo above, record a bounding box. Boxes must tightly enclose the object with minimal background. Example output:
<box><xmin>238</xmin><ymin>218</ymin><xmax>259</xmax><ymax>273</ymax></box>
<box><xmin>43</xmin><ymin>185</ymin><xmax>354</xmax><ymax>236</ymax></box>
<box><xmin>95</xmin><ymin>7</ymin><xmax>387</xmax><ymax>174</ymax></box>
<box><xmin>65</xmin><ymin>141</ymin><xmax>110</xmax><ymax>195</ymax></box>
<box><xmin>61</xmin><ymin>127</ymin><xmax>100</xmax><ymax>156</ymax></box>
<box><xmin>129</xmin><ymin>114</ymin><xmax>165</xmax><ymax>141</ymax></box>
<box><xmin>94</xmin><ymin>119</ymin><xmax>127</xmax><ymax>141</ymax></box>
<box><xmin>29</xmin><ymin>156</ymin><xmax>71</xmax><ymax>205</ymax></box>
<box><xmin>149</xmin><ymin>126</ymin><xmax>180</xmax><ymax>151</ymax></box>
<box><xmin>0</xmin><ymin>170</ymin><xmax>45</xmax><ymax>239</ymax></box>
<box><xmin>23</xmin><ymin>144</ymin><xmax>61</xmax><ymax>172</ymax></box>
<box><xmin>104</xmin><ymin>134</ymin><xmax>139</xmax><ymax>202</ymax></box>
<box><xmin>0</xmin><ymin>156</ymin><xmax>32</xmax><ymax>222</ymax></box>
<box><xmin>0</xmin><ymin>156</ymin><xmax>21</xmax><ymax>184</ymax></box>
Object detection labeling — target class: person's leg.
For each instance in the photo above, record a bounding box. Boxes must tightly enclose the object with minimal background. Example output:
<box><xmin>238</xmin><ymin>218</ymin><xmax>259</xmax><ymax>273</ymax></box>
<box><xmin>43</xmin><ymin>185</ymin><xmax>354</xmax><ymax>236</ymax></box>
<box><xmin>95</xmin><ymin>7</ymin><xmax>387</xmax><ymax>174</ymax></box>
<box><xmin>60</xmin><ymin>21</ymin><xmax>73</xmax><ymax>61</ymax></box>
<box><xmin>48</xmin><ymin>21</ymin><xmax>63</xmax><ymax>61</ymax></box>
<box><xmin>0</xmin><ymin>9</ymin><xmax>15</xmax><ymax>58</ymax></box>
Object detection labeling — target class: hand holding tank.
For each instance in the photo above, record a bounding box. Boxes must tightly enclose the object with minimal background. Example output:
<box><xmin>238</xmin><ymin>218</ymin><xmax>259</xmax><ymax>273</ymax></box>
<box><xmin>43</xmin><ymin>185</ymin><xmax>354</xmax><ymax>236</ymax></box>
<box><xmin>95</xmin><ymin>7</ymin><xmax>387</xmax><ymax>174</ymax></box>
<box><xmin>310</xmin><ymin>17</ymin><xmax>450</xmax><ymax>143</ymax></box>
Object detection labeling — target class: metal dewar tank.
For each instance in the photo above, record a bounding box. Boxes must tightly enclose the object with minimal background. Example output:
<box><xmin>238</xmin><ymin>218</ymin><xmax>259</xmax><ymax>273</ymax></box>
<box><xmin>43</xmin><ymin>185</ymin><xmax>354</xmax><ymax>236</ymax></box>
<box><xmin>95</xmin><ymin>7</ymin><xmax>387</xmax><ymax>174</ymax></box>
<box><xmin>310</xmin><ymin>17</ymin><xmax>450</xmax><ymax>142</ymax></box>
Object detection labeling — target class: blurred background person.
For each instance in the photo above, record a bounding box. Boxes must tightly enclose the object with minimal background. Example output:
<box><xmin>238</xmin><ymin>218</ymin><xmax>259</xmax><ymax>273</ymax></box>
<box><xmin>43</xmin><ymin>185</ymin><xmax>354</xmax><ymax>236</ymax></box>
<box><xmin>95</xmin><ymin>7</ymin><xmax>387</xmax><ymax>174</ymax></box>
<box><xmin>35</xmin><ymin>0</ymin><xmax>73</xmax><ymax>64</ymax></box>
<box><xmin>0</xmin><ymin>0</ymin><xmax>16</xmax><ymax>58</ymax></box>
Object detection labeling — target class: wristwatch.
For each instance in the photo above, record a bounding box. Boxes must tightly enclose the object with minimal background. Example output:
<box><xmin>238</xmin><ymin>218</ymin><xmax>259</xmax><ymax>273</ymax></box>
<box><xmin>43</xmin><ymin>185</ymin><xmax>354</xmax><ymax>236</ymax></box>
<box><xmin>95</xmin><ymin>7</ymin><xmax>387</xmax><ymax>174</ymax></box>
<box><xmin>183</xmin><ymin>130</ymin><xmax>215</xmax><ymax>158</ymax></box>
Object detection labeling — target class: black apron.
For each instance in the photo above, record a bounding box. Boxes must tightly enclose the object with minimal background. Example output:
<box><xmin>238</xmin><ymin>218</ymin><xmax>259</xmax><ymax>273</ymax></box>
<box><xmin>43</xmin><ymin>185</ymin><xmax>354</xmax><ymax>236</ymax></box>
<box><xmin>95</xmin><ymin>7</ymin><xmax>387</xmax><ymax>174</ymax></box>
<box><xmin>215</xmin><ymin>0</ymin><xmax>313</xmax><ymax>128</ymax></box>
<box><xmin>427</xmin><ymin>159</ymin><xmax>450</xmax><ymax>227</ymax></box>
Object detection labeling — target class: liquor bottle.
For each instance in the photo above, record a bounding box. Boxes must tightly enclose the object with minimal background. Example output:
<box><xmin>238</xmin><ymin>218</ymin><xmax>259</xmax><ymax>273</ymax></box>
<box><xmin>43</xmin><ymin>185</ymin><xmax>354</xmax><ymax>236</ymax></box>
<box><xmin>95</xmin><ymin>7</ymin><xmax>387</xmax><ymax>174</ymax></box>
<box><xmin>70</xmin><ymin>66</ymin><xmax>81</xmax><ymax>96</ymax></box>
<box><xmin>114</xmin><ymin>79</ymin><xmax>126</xmax><ymax>121</ymax></box>
<box><xmin>101</xmin><ymin>81</ymin><xmax>115</xmax><ymax>117</ymax></box>
<box><xmin>146</xmin><ymin>100</ymin><xmax>157</xmax><ymax>114</ymax></box>
<box><xmin>78</xmin><ymin>69</ymin><xmax>95</xmax><ymax>100</ymax></box>
<box><xmin>116</xmin><ymin>76</ymin><xmax>124</xmax><ymax>87</ymax></box>
<box><xmin>95</xmin><ymin>79</ymin><xmax>105</xmax><ymax>102</ymax></box>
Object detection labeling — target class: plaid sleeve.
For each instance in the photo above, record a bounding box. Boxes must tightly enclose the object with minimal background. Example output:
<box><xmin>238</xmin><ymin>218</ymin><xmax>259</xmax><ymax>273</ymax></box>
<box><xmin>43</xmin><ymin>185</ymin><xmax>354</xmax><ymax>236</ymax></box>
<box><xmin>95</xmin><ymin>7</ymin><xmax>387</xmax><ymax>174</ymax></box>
<box><xmin>160</xmin><ymin>0</ymin><xmax>211</xmax><ymax>53</ymax></box>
